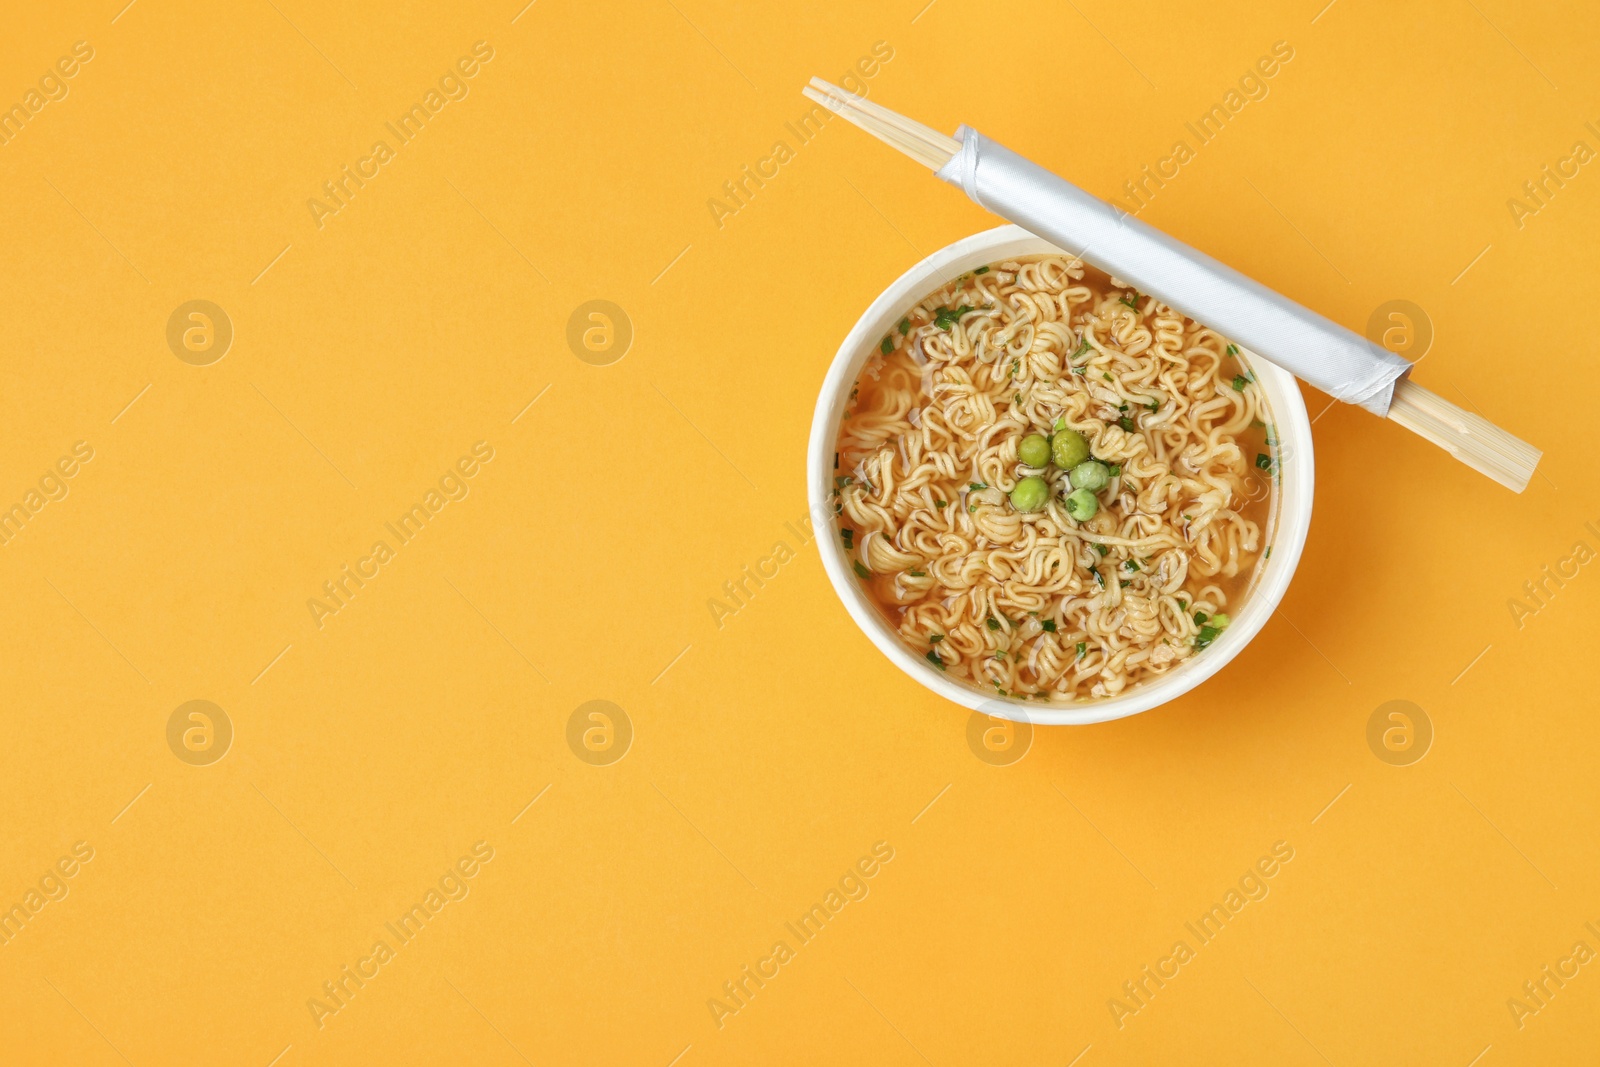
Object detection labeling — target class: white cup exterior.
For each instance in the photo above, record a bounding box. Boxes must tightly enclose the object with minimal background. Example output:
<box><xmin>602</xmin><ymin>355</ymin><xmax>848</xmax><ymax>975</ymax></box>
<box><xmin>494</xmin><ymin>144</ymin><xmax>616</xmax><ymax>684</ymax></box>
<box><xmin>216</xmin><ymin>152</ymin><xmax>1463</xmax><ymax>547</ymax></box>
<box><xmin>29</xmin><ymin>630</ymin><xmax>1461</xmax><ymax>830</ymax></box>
<box><xmin>807</xmin><ymin>225</ymin><xmax>1315</xmax><ymax>725</ymax></box>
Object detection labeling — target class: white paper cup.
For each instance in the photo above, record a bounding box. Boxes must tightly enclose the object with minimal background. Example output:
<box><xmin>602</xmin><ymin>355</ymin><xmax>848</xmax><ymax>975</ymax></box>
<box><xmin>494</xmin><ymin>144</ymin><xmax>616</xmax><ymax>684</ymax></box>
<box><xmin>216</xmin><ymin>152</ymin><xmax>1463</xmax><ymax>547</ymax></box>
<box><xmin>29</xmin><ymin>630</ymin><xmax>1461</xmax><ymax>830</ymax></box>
<box><xmin>808</xmin><ymin>225</ymin><xmax>1314</xmax><ymax>725</ymax></box>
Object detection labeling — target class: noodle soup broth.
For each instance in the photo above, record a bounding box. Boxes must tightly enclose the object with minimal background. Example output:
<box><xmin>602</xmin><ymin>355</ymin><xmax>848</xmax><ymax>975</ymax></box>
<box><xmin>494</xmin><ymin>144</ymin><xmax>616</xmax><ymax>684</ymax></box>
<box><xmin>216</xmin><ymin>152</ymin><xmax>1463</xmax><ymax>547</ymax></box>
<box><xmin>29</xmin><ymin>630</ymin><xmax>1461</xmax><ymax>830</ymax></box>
<box><xmin>830</xmin><ymin>255</ymin><xmax>1279</xmax><ymax>705</ymax></box>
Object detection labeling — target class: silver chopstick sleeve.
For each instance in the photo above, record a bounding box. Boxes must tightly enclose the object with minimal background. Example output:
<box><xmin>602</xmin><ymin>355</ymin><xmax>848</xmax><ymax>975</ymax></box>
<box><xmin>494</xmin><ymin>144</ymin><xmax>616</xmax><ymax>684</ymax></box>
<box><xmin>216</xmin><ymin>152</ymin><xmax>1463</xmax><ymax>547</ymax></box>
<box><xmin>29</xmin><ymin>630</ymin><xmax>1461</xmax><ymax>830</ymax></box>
<box><xmin>936</xmin><ymin>126</ymin><xmax>1411</xmax><ymax>416</ymax></box>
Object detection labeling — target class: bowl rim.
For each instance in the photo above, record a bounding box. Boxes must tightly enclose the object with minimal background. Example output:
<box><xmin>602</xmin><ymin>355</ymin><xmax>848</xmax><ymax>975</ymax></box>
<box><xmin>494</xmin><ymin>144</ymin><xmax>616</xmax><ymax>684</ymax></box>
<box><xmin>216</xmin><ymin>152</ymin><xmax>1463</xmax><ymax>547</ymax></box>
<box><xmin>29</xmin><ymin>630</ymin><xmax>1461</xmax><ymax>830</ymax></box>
<box><xmin>806</xmin><ymin>224</ymin><xmax>1315</xmax><ymax>725</ymax></box>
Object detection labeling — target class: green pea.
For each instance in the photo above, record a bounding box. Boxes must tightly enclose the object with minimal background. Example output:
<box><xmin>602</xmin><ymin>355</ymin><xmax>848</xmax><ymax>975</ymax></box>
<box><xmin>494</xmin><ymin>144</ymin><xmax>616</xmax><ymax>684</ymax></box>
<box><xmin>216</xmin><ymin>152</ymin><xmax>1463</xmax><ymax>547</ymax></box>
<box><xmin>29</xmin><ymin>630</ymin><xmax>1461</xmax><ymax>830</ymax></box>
<box><xmin>1069</xmin><ymin>460</ymin><xmax>1110</xmax><ymax>491</ymax></box>
<box><xmin>1064</xmin><ymin>487</ymin><xmax>1098</xmax><ymax>521</ymax></box>
<box><xmin>1051</xmin><ymin>428</ymin><xmax>1090</xmax><ymax>469</ymax></box>
<box><xmin>1009</xmin><ymin>475</ymin><xmax>1050</xmax><ymax>512</ymax></box>
<box><xmin>1018</xmin><ymin>433</ymin><xmax>1051</xmax><ymax>468</ymax></box>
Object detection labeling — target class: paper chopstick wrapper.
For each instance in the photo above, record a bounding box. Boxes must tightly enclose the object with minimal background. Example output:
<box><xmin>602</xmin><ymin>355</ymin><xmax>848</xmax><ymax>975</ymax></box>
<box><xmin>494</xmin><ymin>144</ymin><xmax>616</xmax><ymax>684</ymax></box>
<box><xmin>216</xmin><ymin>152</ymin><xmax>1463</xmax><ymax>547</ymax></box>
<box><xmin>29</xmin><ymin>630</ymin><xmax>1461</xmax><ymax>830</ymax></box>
<box><xmin>936</xmin><ymin>126</ymin><xmax>1412</xmax><ymax>416</ymax></box>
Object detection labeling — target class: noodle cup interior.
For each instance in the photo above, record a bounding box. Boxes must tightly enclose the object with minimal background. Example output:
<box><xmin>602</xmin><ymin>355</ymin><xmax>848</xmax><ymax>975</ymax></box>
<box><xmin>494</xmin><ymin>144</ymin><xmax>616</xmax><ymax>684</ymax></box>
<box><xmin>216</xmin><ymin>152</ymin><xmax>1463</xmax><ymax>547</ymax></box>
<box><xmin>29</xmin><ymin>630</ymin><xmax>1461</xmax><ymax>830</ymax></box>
<box><xmin>808</xmin><ymin>225</ymin><xmax>1314</xmax><ymax>726</ymax></box>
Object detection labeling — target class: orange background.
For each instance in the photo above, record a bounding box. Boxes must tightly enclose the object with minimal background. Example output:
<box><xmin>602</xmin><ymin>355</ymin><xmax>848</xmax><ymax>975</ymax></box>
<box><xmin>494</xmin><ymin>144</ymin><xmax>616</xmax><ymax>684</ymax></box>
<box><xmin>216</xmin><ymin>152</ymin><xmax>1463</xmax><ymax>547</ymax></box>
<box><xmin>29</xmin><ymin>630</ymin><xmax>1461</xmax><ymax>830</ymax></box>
<box><xmin>1</xmin><ymin>0</ymin><xmax>1597</xmax><ymax>1064</ymax></box>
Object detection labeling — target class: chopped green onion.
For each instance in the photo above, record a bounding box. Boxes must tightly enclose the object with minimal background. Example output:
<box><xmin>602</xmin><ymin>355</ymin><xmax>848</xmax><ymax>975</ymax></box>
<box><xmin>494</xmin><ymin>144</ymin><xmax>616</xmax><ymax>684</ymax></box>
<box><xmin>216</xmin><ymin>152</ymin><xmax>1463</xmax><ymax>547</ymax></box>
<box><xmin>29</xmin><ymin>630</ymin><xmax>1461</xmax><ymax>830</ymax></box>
<box><xmin>929</xmin><ymin>634</ymin><xmax>944</xmax><ymax>643</ymax></box>
<box><xmin>1118</xmin><ymin>417</ymin><xmax>1136</xmax><ymax>432</ymax></box>
<box><xmin>935</xmin><ymin>500</ymin><xmax>947</xmax><ymax>509</ymax></box>
<box><xmin>908</xmin><ymin>569</ymin><xmax>926</xmax><ymax>577</ymax></box>
<box><xmin>974</xmin><ymin>266</ymin><xmax>990</xmax><ymax>274</ymax></box>
<box><xmin>1177</xmin><ymin>598</ymin><xmax>1187</xmax><ymax>611</ymax></box>
<box><xmin>1119</xmin><ymin>292</ymin><xmax>1142</xmax><ymax>310</ymax></box>
<box><xmin>1108</xmin><ymin>464</ymin><xmax>1122</xmax><ymax>477</ymax></box>
<box><xmin>1072</xmin><ymin>340</ymin><xmax>1091</xmax><ymax>359</ymax></box>
<box><xmin>986</xmin><ymin>617</ymin><xmax>1001</xmax><ymax>631</ymax></box>
<box><xmin>1076</xmin><ymin>641</ymin><xmax>1087</xmax><ymax>659</ymax></box>
<box><xmin>1195</xmin><ymin>625</ymin><xmax>1221</xmax><ymax>650</ymax></box>
<box><xmin>1041</xmin><ymin>620</ymin><xmax>1057</xmax><ymax>632</ymax></box>
<box><xmin>1232</xmin><ymin>375</ymin><xmax>1249</xmax><ymax>391</ymax></box>
<box><xmin>1054</xmin><ymin>415</ymin><xmax>1067</xmax><ymax>432</ymax></box>
<box><xmin>969</xmin><ymin>481</ymin><xmax>988</xmax><ymax>490</ymax></box>
<box><xmin>1093</xmin><ymin>543</ymin><xmax>1109</xmax><ymax>557</ymax></box>
<box><xmin>934</xmin><ymin>305</ymin><xmax>977</xmax><ymax>330</ymax></box>
<box><xmin>1226</xmin><ymin>344</ymin><xmax>1239</xmax><ymax>356</ymax></box>
<box><xmin>1125</xmin><ymin>559</ymin><xmax>1140</xmax><ymax>571</ymax></box>
<box><xmin>881</xmin><ymin>336</ymin><xmax>893</xmax><ymax>355</ymax></box>
<box><xmin>1256</xmin><ymin>453</ymin><xmax>1274</xmax><ymax>470</ymax></box>
<box><xmin>925</xmin><ymin>650</ymin><xmax>946</xmax><ymax>670</ymax></box>
<box><xmin>899</xmin><ymin>318</ymin><xmax>911</xmax><ymax>333</ymax></box>
<box><xmin>1193</xmin><ymin>611</ymin><xmax>1208</xmax><ymax>624</ymax></box>
<box><xmin>852</xmin><ymin>561</ymin><xmax>871</xmax><ymax>579</ymax></box>
<box><xmin>1146</xmin><ymin>400</ymin><xmax>1159</xmax><ymax>412</ymax></box>
<box><xmin>836</xmin><ymin>476</ymin><xmax>852</xmax><ymax>488</ymax></box>
<box><xmin>841</xmin><ymin>529</ymin><xmax>854</xmax><ymax>549</ymax></box>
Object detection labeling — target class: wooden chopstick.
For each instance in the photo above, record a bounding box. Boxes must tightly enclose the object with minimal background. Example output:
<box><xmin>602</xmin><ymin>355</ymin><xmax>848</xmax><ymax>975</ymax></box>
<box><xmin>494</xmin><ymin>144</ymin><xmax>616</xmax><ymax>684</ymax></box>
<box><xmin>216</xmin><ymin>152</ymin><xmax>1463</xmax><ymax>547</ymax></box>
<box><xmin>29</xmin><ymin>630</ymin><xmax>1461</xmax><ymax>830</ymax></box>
<box><xmin>804</xmin><ymin>77</ymin><xmax>1543</xmax><ymax>492</ymax></box>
